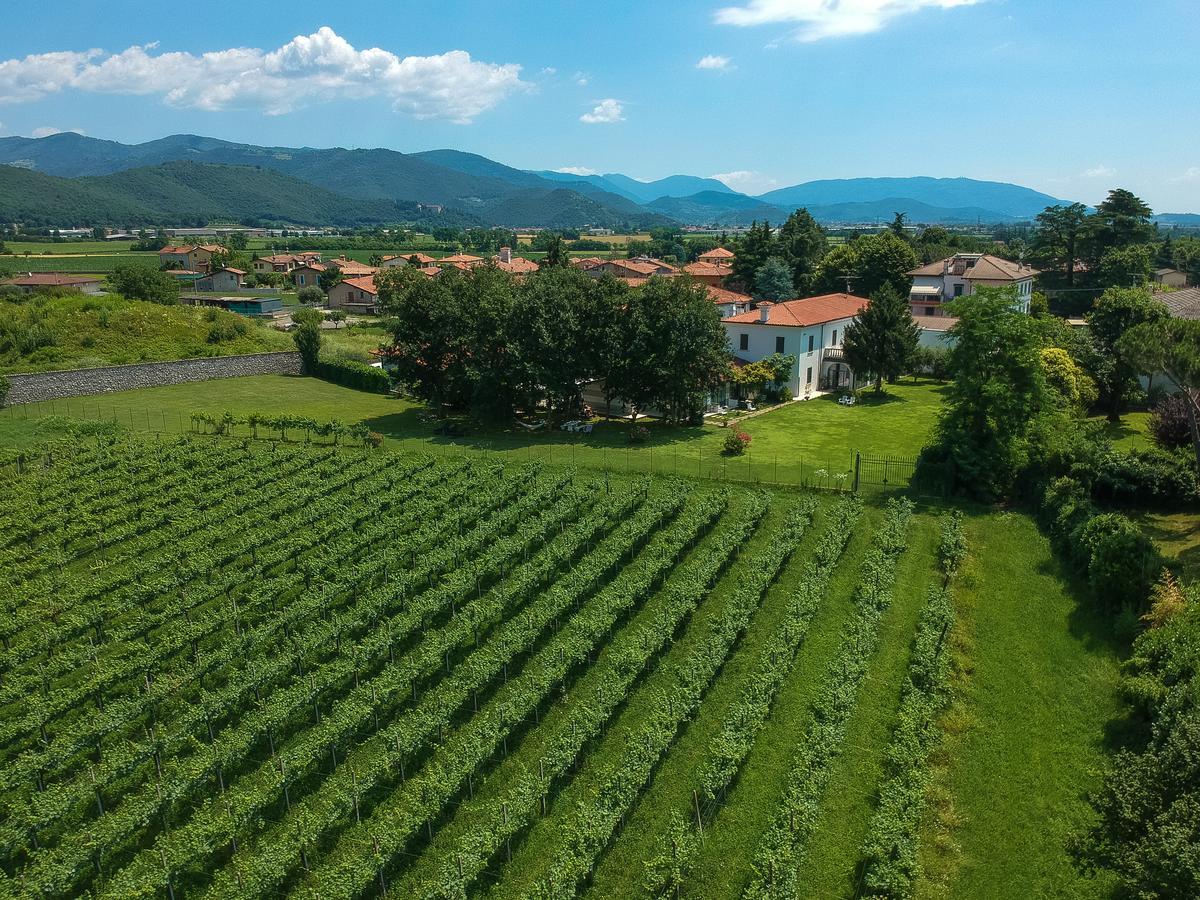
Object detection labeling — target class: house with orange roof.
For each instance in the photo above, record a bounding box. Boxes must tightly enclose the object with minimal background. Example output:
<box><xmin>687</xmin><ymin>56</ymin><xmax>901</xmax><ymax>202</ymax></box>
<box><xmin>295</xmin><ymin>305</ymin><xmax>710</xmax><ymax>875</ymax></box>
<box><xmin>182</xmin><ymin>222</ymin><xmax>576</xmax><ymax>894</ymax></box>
<box><xmin>326</xmin><ymin>256</ymin><xmax>379</xmax><ymax>279</ymax></box>
<box><xmin>493</xmin><ymin>247</ymin><xmax>540</xmax><ymax>276</ymax></box>
<box><xmin>907</xmin><ymin>253</ymin><xmax>1038</xmax><ymax>316</ymax></box>
<box><xmin>706</xmin><ymin>285</ymin><xmax>752</xmax><ymax>317</ymax></box>
<box><xmin>253</xmin><ymin>254</ymin><xmax>307</xmax><ymax>276</ymax></box>
<box><xmin>438</xmin><ymin>253</ymin><xmax>486</xmax><ymax>268</ymax></box>
<box><xmin>291</xmin><ymin>262</ymin><xmax>326</xmax><ymax>289</ymax></box>
<box><xmin>584</xmin><ymin>258</ymin><xmax>665</xmax><ymax>282</ymax></box>
<box><xmin>683</xmin><ymin>261</ymin><xmax>733</xmax><ymax>287</ymax></box>
<box><xmin>722</xmin><ymin>293</ymin><xmax>868</xmax><ymax>396</ymax></box>
<box><xmin>698</xmin><ymin>247</ymin><xmax>735</xmax><ymax>265</ymax></box>
<box><xmin>159</xmin><ymin>244</ymin><xmax>222</xmax><ymax>274</ymax></box>
<box><xmin>1</xmin><ymin>273</ymin><xmax>103</xmax><ymax>294</ymax></box>
<box><xmin>381</xmin><ymin>252</ymin><xmax>439</xmax><ymax>269</ymax></box>
<box><xmin>326</xmin><ymin>275</ymin><xmax>379</xmax><ymax>313</ymax></box>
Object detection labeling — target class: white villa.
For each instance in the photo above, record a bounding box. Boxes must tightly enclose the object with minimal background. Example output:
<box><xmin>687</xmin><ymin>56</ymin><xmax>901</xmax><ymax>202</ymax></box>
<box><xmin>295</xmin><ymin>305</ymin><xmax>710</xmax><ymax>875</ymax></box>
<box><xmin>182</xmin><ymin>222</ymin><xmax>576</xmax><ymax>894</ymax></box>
<box><xmin>721</xmin><ymin>293</ymin><xmax>867</xmax><ymax>398</ymax></box>
<box><xmin>907</xmin><ymin>253</ymin><xmax>1038</xmax><ymax>316</ymax></box>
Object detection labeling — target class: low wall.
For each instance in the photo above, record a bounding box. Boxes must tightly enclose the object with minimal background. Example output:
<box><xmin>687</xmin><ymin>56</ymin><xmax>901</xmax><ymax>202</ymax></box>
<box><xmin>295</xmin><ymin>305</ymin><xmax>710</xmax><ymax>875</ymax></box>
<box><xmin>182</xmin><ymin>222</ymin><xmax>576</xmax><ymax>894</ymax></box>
<box><xmin>4</xmin><ymin>352</ymin><xmax>303</xmax><ymax>405</ymax></box>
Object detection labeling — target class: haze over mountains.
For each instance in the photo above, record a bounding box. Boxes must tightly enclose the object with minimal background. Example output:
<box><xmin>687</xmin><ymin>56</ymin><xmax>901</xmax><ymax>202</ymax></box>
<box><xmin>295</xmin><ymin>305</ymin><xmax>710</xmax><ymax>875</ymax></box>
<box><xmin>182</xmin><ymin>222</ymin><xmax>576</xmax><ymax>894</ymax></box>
<box><xmin>0</xmin><ymin>131</ymin><xmax>1114</xmax><ymax>230</ymax></box>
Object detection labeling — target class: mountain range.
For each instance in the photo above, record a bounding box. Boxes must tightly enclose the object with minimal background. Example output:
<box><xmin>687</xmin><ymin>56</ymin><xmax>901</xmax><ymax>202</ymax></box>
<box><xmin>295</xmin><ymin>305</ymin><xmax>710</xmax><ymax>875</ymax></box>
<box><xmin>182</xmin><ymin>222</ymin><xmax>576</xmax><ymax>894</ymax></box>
<box><xmin>0</xmin><ymin>131</ymin><xmax>1120</xmax><ymax>230</ymax></box>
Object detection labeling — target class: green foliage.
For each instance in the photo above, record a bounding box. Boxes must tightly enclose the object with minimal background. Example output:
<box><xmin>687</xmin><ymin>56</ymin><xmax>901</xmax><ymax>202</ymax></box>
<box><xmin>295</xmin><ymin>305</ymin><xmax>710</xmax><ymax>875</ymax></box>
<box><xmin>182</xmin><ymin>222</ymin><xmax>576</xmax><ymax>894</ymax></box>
<box><xmin>814</xmin><ymin>231</ymin><xmax>918</xmax><ymax>297</ymax></box>
<box><xmin>1096</xmin><ymin>243</ymin><xmax>1154</xmax><ymax>289</ymax></box>
<box><xmin>752</xmin><ymin>257</ymin><xmax>795</xmax><ymax>301</ymax></box>
<box><xmin>314</xmin><ymin>356</ymin><xmax>391</xmax><ymax>394</ymax></box>
<box><xmin>643</xmin><ymin>813</ymin><xmax>700</xmax><ymax>900</ymax></box>
<box><xmin>1086</xmin><ymin>287</ymin><xmax>1169</xmax><ymax>421</ymax></box>
<box><xmin>297</xmin><ymin>285</ymin><xmax>324</xmax><ymax>305</ymax></box>
<box><xmin>776</xmin><ymin>207</ymin><xmax>828</xmax><ymax>292</ymax></box>
<box><xmin>722</xmin><ymin>429</ymin><xmax>751</xmax><ymax>455</ymax></box>
<box><xmin>317</xmin><ymin>266</ymin><xmax>343</xmax><ymax>293</ymax></box>
<box><xmin>1075</xmin><ymin>600</ymin><xmax>1200</xmax><ymax>898</ymax></box>
<box><xmin>108</xmin><ymin>263</ymin><xmax>181</xmax><ymax>305</ymax></box>
<box><xmin>927</xmin><ymin>286</ymin><xmax>1049</xmax><ymax>500</ymax></box>
<box><xmin>731</xmin><ymin>221</ymin><xmax>776</xmax><ymax>290</ymax></box>
<box><xmin>0</xmin><ymin>373</ymin><xmax>8</xmax><ymax>407</ymax></box>
<box><xmin>1078</xmin><ymin>513</ymin><xmax>1158</xmax><ymax>608</ymax></box>
<box><xmin>1147</xmin><ymin>392</ymin><xmax>1195</xmax><ymax>451</ymax></box>
<box><xmin>842</xmin><ymin>283</ymin><xmax>920</xmax><ymax>393</ymax></box>
<box><xmin>292</xmin><ymin>306</ymin><xmax>323</xmax><ymax>373</ymax></box>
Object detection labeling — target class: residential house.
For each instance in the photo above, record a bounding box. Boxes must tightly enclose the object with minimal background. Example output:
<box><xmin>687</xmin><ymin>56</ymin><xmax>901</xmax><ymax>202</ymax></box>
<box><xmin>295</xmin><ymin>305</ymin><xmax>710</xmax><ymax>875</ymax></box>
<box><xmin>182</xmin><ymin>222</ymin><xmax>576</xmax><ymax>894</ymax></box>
<box><xmin>252</xmin><ymin>254</ymin><xmax>313</xmax><ymax>276</ymax></box>
<box><xmin>327</xmin><ymin>275</ymin><xmax>379</xmax><ymax>313</ymax></box>
<box><xmin>698</xmin><ymin>247</ymin><xmax>735</xmax><ymax>266</ymax></box>
<box><xmin>1</xmin><ymin>273</ymin><xmax>103</xmax><ymax>294</ymax></box>
<box><xmin>493</xmin><ymin>246</ymin><xmax>540</xmax><ymax>276</ymax></box>
<box><xmin>1155</xmin><ymin>286</ymin><xmax>1200</xmax><ymax>319</ymax></box>
<box><xmin>1154</xmin><ymin>267</ymin><xmax>1190</xmax><ymax>289</ymax></box>
<box><xmin>291</xmin><ymin>262</ymin><xmax>326</xmax><ymax>288</ymax></box>
<box><xmin>571</xmin><ymin>257</ymin><xmax>605</xmax><ymax>271</ymax></box>
<box><xmin>583</xmin><ymin>258</ymin><xmax>664</xmax><ymax>285</ymax></box>
<box><xmin>706</xmin><ymin>285</ymin><xmax>752</xmax><ymax>318</ymax></box>
<box><xmin>912</xmin><ymin>314</ymin><xmax>958</xmax><ymax>349</ymax></box>
<box><xmin>722</xmin><ymin>293</ymin><xmax>868</xmax><ymax>397</ymax></box>
<box><xmin>326</xmin><ymin>257</ymin><xmax>380</xmax><ymax>279</ymax></box>
<box><xmin>381</xmin><ymin>252</ymin><xmax>438</xmax><ymax>268</ymax></box>
<box><xmin>438</xmin><ymin>253</ymin><xmax>486</xmax><ymax>269</ymax></box>
<box><xmin>907</xmin><ymin>253</ymin><xmax>1038</xmax><ymax>316</ymax></box>
<box><xmin>682</xmin><ymin>261</ymin><xmax>732</xmax><ymax>287</ymax></box>
<box><xmin>159</xmin><ymin>244</ymin><xmax>222</xmax><ymax>273</ymax></box>
<box><xmin>196</xmin><ymin>267</ymin><xmax>246</xmax><ymax>292</ymax></box>
<box><xmin>180</xmin><ymin>295</ymin><xmax>283</xmax><ymax>317</ymax></box>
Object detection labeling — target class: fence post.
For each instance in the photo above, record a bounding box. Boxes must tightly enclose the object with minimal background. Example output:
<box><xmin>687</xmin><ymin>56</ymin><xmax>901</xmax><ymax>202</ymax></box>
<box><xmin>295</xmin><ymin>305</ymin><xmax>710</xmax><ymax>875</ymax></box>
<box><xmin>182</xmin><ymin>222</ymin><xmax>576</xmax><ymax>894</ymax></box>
<box><xmin>853</xmin><ymin>451</ymin><xmax>861</xmax><ymax>493</ymax></box>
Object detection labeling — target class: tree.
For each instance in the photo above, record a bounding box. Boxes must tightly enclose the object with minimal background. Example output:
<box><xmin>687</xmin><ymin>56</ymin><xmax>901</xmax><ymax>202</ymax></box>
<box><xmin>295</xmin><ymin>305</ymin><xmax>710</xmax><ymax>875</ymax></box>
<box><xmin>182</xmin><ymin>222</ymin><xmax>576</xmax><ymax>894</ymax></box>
<box><xmin>297</xmin><ymin>285</ymin><xmax>324</xmax><ymax>305</ymax></box>
<box><xmin>888</xmin><ymin>211</ymin><xmax>909</xmax><ymax>240</ymax></box>
<box><xmin>317</xmin><ymin>266</ymin><xmax>343</xmax><ymax>294</ymax></box>
<box><xmin>541</xmin><ymin>234</ymin><xmax>569</xmax><ymax>268</ymax></box>
<box><xmin>1086</xmin><ymin>287</ymin><xmax>1169</xmax><ymax>422</ymax></box>
<box><xmin>327</xmin><ymin>309</ymin><xmax>347</xmax><ymax>329</ymax></box>
<box><xmin>752</xmin><ymin>258</ymin><xmax>794</xmax><ymax>302</ymax></box>
<box><xmin>1081</xmin><ymin>189</ymin><xmax>1155</xmax><ymax>274</ymax></box>
<box><xmin>1032</xmin><ymin>203</ymin><xmax>1089</xmax><ymax>287</ymax></box>
<box><xmin>841</xmin><ymin>284</ymin><xmax>920</xmax><ymax>394</ymax></box>
<box><xmin>812</xmin><ymin>231</ymin><xmax>918</xmax><ymax>297</ymax></box>
<box><xmin>226</xmin><ymin>231</ymin><xmax>248</xmax><ymax>251</ymax></box>
<box><xmin>731</xmin><ymin>359</ymin><xmax>778</xmax><ymax>399</ymax></box>
<box><xmin>730</xmin><ymin>221</ymin><xmax>775</xmax><ymax>291</ymax></box>
<box><xmin>1096</xmin><ymin>244</ymin><xmax>1154</xmax><ymax>289</ymax></box>
<box><xmin>292</xmin><ymin>306</ymin><xmax>323</xmax><ymax>373</ymax></box>
<box><xmin>1040</xmin><ymin>346</ymin><xmax>1097</xmax><ymax>411</ymax></box>
<box><xmin>776</xmin><ymin>208</ymin><xmax>827</xmax><ymax>292</ymax></box>
<box><xmin>928</xmin><ymin>286</ymin><xmax>1050</xmax><ymax>500</ymax></box>
<box><xmin>108</xmin><ymin>264</ymin><xmax>180</xmax><ymax>305</ymax></box>
<box><xmin>1119</xmin><ymin>317</ymin><xmax>1200</xmax><ymax>470</ymax></box>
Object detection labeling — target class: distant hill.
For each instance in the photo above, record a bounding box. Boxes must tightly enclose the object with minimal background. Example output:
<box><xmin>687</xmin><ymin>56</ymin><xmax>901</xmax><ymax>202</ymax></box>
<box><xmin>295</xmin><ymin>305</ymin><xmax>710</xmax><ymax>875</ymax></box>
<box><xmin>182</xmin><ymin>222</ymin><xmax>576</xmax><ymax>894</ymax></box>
<box><xmin>0</xmin><ymin>133</ymin><xmax>665</xmax><ymax>229</ymax></box>
<box><xmin>1154</xmin><ymin>213</ymin><xmax>1200</xmax><ymax>227</ymax></box>
<box><xmin>758</xmin><ymin>176</ymin><xmax>1068</xmax><ymax>219</ymax></box>
<box><xmin>534</xmin><ymin>170</ymin><xmax>736</xmax><ymax>203</ymax></box>
<box><xmin>644</xmin><ymin>191</ymin><xmax>785</xmax><ymax>225</ymax></box>
<box><xmin>0</xmin><ymin>161</ymin><xmax>473</xmax><ymax>228</ymax></box>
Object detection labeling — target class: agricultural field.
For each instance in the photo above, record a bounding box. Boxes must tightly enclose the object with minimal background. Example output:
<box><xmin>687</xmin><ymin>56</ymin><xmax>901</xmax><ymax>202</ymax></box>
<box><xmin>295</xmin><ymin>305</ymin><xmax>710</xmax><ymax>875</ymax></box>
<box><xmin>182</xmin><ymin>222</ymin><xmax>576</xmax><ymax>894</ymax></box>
<box><xmin>0</xmin><ymin>253</ymin><xmax>158</xmax><ymax>274</ymax></box>
<box><xmin>0</xmin><ymin>434</ymin><xmax>1121</xmax><ymax>898</ymax></box>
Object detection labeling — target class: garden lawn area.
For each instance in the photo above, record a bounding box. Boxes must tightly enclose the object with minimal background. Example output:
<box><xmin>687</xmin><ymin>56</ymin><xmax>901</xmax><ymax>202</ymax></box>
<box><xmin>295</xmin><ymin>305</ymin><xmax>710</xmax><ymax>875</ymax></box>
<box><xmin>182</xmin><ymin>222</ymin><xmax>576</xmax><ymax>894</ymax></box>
<box><xmin>1089</xmin><ymin>411</ymin><xmax>1152</xmax><ymax>452</ymax></box>
<box><xmin>917</xmin><ymin>511</ymin><xmax>1125</xmax><ymax>899</ymax></box>
<box><xmin>0</xmin><ymin>376</ymin><xmax>947</xmax><ymax>487</ymax></box>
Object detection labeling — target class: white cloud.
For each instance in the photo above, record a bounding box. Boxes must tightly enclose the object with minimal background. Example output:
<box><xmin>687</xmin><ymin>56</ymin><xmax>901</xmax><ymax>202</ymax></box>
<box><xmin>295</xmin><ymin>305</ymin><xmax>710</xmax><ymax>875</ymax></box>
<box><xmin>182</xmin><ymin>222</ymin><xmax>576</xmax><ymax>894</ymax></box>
<box><xmin>1082</xmin><ymin>164</ymin><xmax>1116</xmax><ymax>178</ymax></box>
<box><xmin>541</xmin><ymin>67</ymin><xmax>557</xmax><ymax>76</ymax></box>
<box><xmin>696</xmin><ymin>55</ymin><xmax>734</xmax><ymax>70</ymax></box>
<box><xmin>580</xmin><ymin>98</ymin><xmax>624</xmax><ymax>124</ymax></box>
<box><xmin>1169</xmin><ymin>167</ymin><xmax>1200</xmax><ymax>183</ymax></box>
<box><xmin>711</xmin><ymin>169</ymin><xmax>779</xmax><ymax>194</ymax></box>
<box><xmin>554</xmin><ymin>166</ymin><xmax>598</xmax><ymax>176</ymax></box>
<box><xmin>715</xmin><ymin>0</ymin><xmax>981</xmax><ymax>42</ymax></box>
<box><xmin>30</xmin><ymin>126</ymin><xmax>84</xmax><ymax>138</ymax></box>
<box><xmin>0</xmin><ymin>27</ymin><xmax>527</xmax><ymax>123</ymax></box>
<box><xmin>574</xmin><ymin>71</ymin><xmax>590</xmax><ymax>86</ymax></box>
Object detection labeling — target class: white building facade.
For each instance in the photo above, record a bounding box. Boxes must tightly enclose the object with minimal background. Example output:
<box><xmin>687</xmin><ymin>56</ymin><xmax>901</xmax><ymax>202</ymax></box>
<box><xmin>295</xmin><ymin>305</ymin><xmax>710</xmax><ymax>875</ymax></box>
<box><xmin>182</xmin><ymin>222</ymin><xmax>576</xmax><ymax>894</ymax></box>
<box><xmin>908</xmin><ymin>253</ymin><xmax>1037</xmax><ymax>317</ymax></box>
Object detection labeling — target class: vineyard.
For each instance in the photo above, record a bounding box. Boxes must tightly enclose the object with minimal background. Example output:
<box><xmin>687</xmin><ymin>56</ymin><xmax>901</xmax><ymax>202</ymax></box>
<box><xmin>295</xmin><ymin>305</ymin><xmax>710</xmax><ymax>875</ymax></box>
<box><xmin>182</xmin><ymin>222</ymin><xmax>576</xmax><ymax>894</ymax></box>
<box><xmin>0</xmin><ymin>436</ymin><xmax>963</xmax><ymax>899</ymax></box>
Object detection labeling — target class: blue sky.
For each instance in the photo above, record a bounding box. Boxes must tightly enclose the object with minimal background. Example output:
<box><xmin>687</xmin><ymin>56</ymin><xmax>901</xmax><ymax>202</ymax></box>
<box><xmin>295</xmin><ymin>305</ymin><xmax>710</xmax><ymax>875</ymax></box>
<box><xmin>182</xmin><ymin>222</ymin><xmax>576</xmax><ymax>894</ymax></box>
<box><xmin>2</xmin><ymin>0</ymin><xmax>1198</xmax><ymax>210</ymax></box>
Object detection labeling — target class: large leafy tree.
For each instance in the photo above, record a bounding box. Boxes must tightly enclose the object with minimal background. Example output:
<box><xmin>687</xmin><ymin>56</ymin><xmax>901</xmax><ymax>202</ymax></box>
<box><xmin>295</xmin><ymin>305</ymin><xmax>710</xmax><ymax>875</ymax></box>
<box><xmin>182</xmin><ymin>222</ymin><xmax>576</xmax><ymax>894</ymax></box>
<box><xmin>1086</xmin><ymin>287</ymin><xmax>1169</xmax><ymax>421</ymax></box>
<box><xmin>813</xmin><ymin>232</ymin><xmax>918</xmax><ymax>297</ymax></box>
<box><xmin>841</xmin><ymin>284</ymin><xmax>920</xmax><ymax>394</ymax></box>
<box><xmin>1119</xmin><ymin>317</ymin><xmax>1200</xmax><ymax>469</ymax></box>
<box><xmin>752</xmin><ymin>257</ymin><xmax>795</xmax><ymax>302</ymax></box>
<box><xmin>730</xmin><ymin>221</ymin><xmax>776</xmax><ymax>291</ymax></box>
<box><xmin>1082</xmin><ymin>188</ymin><xmax>1155</xmax><ymax>276</ymax></box>
<box><xmin>1096</xmin><ymin>244</ymin><xmax>1154</xmax><ymax>289</ymax></box>
<box><xmin>108</xmin><ymin>263</ymin><xmax>180</xmax><ymax>305</ymax></box>
<box><xmin>775</xmin><ymin>207</ymin><xmax>827</xmax><ymax>292</ymax></box>
<box><xmin>930</xmin><ymin>286</ymin><xmax>1050</xmax><ymax>500</ymax></box>
<box><xmin>610</xmin><ymin>277</ymin><xmax>731</xmax><ymax>423</ymax></box>
<box><xmin>1032</xmin><ymin>202</ymin><xmax>1089</xmax><ymax>286</ymax></box>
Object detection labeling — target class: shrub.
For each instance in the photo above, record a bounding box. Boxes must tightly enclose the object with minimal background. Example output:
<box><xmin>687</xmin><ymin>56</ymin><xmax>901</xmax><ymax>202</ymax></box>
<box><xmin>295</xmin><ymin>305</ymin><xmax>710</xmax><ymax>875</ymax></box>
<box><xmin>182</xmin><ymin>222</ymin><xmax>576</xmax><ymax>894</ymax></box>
<box><xmin>628</xmin><ymin>425</ymin><xmax>649</xmax><ymax>445</ymax></box>
<box><xmin>723</xmin><ymin>429</ymin><xmax>751</xmax><ymax>456</ymax></box>
<box><xmin>313</xmin><ymin>356</ymin><xmax>391</xmax><ymax>394</ymax></box>
<box><xmin>1092</xmin><ymin>447</ymin><xmax>1200</xmax><ymax>509</ymax></box>
<box><xmin>297</xmin><ymin>286</ymin><xmax>324</xmax><ymax>305</ymax></box>
<box><xmin>0</xmin><ymin>373</ymin><xmax>9</xmax><ymax>408</ymax></box>
<box><xmin>1078</xmin><ymin>513</ymin><xmax>1159</xmax><ymax>609</ymax></box>
<box><xmin>1148</xmin><ymin>393</ymin><xmax>1195</xmax><ymax>451</ymax></box>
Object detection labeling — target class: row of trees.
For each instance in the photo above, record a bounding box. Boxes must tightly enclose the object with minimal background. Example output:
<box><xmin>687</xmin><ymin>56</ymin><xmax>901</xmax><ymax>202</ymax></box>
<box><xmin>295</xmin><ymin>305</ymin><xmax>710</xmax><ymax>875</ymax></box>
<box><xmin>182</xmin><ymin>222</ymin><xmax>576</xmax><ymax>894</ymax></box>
<box><xmin>376</xmin><ymin>265</ymin><xmax>730</xmax><ymax>423</ymax></box>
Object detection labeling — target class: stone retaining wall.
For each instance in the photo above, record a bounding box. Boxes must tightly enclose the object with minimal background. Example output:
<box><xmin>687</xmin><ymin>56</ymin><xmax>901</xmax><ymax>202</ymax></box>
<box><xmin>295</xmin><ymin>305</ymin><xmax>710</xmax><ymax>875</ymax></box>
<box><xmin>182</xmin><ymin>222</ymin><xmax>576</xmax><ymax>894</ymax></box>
<box><xmin>4</xmin><ymin>352</ymin><xmax>303</xmax><ymax>405</ymax></box>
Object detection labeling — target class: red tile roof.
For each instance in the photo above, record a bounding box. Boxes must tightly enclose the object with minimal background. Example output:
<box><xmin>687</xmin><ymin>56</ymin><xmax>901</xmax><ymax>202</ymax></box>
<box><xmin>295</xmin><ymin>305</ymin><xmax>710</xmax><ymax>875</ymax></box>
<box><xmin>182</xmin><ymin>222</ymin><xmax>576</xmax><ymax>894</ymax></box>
<box><xmin>699</xmin><ymin>247</ymin><xmax>735</xmax><ymax>260</ymax></box>
<box><xmin>439</xmin><ymin>253</ymin><xmax>485</xmax><ymax>265</ymax></box>
<box><xmin>907</xmin><ymin>254</ymin><xmax>1038</xmax><ymax>280</ymax></box>
<box><xmin>328</xmin><ymin>257</ymin><xmax>378</xmax><ymax>276</ymax></box>
<box><xmin>705</xmin><ymin>285</ymin><xmax>751</xmax><ymax>306</ymax></box>
<box><xmin>339</xmin><ymin>275</ymin><xmax>378</xmax><ymax>295</ymax></box>
<box><xmin>683</xmin><ymin>262</ymin><xmax>732</xmax><ymax>277</ymax></box>
<box><xmin>722</xmin><ymin>293</ymin><xmax>868</xmax><ymax>327</ymax></box>
<box><xmin>495</xmin><ymin>256</ymin><xmax>540</xmax><ymax>274</ymax></box>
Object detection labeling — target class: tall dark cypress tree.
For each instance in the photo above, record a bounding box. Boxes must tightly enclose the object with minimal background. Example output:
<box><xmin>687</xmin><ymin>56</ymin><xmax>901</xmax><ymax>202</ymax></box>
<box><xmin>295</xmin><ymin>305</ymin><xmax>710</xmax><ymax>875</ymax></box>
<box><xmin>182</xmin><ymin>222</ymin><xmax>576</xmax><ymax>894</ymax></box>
<box><xmin>842</xmin><ymin>283</ymin><xmax>920</xmax><ymax>394</ymax></box>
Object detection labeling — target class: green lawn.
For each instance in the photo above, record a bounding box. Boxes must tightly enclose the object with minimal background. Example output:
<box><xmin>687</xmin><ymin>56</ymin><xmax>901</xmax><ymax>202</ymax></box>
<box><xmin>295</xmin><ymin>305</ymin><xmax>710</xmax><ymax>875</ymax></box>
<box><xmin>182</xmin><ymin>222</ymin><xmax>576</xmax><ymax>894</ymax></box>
<box><xmin>0</xmin><ymin>376</ymin><xmax>946</xmax><ymax>488</ymax></box>
<box><xmin>1090</xmin><ymin>411</ymin><xmax>1152</xmax><ymax>452</ymax></box>
<box><xmin>917</xmin><ymin>511</ymin><xmax>1125</xmax><ymax>899</ymax></box>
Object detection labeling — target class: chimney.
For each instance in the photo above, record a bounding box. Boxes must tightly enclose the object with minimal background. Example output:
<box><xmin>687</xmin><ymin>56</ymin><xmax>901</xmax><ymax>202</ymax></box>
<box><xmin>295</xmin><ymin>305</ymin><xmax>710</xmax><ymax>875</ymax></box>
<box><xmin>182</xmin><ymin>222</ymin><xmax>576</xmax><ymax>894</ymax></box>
<box><xmin>758</xmin><ymin>301</ymin><xmax>773</xmax><ymax>323</ymax></box>
<box><xmin>499</xmin><ymin>246</ymin><xmax>512</xmax><ymax>263</ymax></box>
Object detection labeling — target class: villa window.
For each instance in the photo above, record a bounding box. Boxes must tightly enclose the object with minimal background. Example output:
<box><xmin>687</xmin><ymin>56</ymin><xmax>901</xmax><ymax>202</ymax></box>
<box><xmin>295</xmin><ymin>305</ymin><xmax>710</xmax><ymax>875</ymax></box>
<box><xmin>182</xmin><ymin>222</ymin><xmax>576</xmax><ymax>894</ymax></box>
<box><xmin>832</xmin><ymin>329</ymin><xmax>838</xmax><ymax>346</ymax></box>
<box><xmin>775</xmin><ymin>336</ymin><xmax>785</xmax><ymax>353</ymax></box>
<box><xmin>806</xmin><ymin>366</ymin><xmax>813</xmax><ymax>384</ymax></box>
<box><xmin>807</xmin><ymin>335</ymin><xmax>815</xmax><ymax>353</ymax></box>
<box><xmin>739</xmin><ymin>333</ymin><xmax>749</xmax><ymax>351</ymax></box>
<box><xmin>953</xmin><ymin>283</ymin><xmax>964</xmax><ymax>298</ymax></box>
